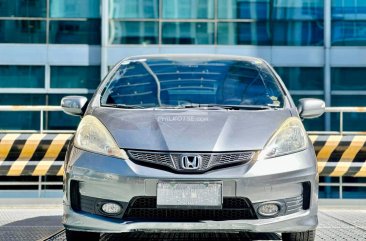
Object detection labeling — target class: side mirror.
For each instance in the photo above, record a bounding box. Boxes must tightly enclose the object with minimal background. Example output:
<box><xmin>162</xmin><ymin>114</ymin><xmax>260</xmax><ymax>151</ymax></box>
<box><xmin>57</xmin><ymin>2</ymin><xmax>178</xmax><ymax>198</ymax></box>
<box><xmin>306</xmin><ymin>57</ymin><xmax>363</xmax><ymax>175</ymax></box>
<box><xmin>297</xmin><ymin>98</ymin><xmax>325</xmax><ymax>119</ymax></box>
<box><xmin>61</xmin><ymin>96</ymin><xmax>88</xmax><ymax>116</ymax></box>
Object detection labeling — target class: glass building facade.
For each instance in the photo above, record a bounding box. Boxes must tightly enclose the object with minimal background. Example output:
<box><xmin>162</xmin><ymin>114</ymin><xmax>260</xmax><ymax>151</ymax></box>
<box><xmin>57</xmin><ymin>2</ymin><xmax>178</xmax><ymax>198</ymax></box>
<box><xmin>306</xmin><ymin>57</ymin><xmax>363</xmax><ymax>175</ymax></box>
<box><xmin>0</xmin><ymin>0</ymin><xmax>365</xmax><ymax>133</ymax></box>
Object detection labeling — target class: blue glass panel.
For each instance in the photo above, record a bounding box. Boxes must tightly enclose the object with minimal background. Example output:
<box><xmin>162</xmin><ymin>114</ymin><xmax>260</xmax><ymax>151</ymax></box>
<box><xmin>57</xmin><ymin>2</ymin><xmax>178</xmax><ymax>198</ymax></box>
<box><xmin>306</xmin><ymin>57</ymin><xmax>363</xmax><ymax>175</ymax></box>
<box><xmin>218</xmin><ymin>0</ymin><xmax>270</xmax><ymax>19</ymax></box>
<box><xmin>0</xmin><ymin>20</ymin><xmax>46</xmax><ymax>43</ymax></box>
<box><xmin>163</xmin><ymin>0</ymin><xmax>214</xmax><ymax>19</ymax></box>
<box><xmin>50</xmin><ymin>0</ymin><xmax>100</xmax><ymax>18</ymax></box>
<box><xmin>273</xmin><ymin>21</ymin><xmax>324</xmax><ymax>46</ymax></box>
<box><xmin>332</xmin><ymin>0</ymin><xmax>366</xmax><ymax>20</ymax></box>
<box><xmin>110</xmin><ymin>21</ymin><xmax>158</xmax><ymax>44</ymax></box>
<box><xmin>49</xmin><ymin>20</ymin><xmax>101</xmax><ymax>44</ymax></box>
<box><xmin>51</xmin><ymin>66</ymin><xmax>100</xmax><ymax>89</ymax></box>
<box><xmin>110</xmin><ymin>0</ymin><xmax>158</xmax><ymax>19</ymax></box>
<box><xmin>332</xmin><ymin>68</ymin><xmax>366</xmax><ymax>90</ymax></box>
<box><xmin>332</xmin><ymin>21</ymin><xmax>366</xmax><ymax>46</ymax></box>
<box><xmin>162</xmin><ymin>22</ymin><xmax>214</xmax><ymax>44</ymax></box>
<box><xmin>275</xmin><ymin>67</ymin><xmax>323</xmax><ymax>90</ymax></box>
<box><xmin>319</xmin><ymin>185</ymin><xmax>340</xmax><ymax>199</ymax></box>
<box><xmin>272</xmin><ymin>0</ymin><xmax>323</xmax><ymax>20</ymax></box>
<box><xmin>217</xmin><ymin>22</ymin><xmax>271</xmax><ymax>45</ymax></box>
<box><xmin>0</xmin><ymin>0</ymin><xmax>46</xmax><ymax>17</ymax></box>
<box><xmin>0</xmin><ymin>66</ymin><xmax>44</xmax><ymax>88</ymax></box>
<box><xmin>343</xmin><ymin>187</ymin><xmax>366</xmax><ymax>198</ymax></box>
<box><xmin>342</xmin><ymin>177</ymin><xmax>366</xmax><ymax>198</ymax></box>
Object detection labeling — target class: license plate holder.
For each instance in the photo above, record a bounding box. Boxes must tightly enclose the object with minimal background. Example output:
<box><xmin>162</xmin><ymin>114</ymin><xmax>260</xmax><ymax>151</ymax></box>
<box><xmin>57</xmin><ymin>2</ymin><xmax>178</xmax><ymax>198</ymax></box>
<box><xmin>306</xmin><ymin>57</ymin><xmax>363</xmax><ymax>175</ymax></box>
<box><xmin>156</xmin><ymin>182</ymin><xmax>222</xmax><ymax>209</ymax></box>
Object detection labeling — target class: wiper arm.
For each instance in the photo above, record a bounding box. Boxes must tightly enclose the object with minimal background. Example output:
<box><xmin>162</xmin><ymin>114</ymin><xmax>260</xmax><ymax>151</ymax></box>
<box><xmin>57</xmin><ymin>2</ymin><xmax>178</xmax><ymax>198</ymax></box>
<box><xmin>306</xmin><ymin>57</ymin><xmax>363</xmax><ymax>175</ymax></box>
<box><xmin>149</xmin><ymin>104</ymin><xmax>273</xmax><ymax>110</ymax></box>
<box><xmin>177</xmin><ymin>103</ymin><xmax>227</xmax><ymax>110</ymax></box>
<box><xmin>101</xmin><ymin>104</ymin><xmax>145</xmax><ymax>109</ymax></box>
<box><xmin>164</xmin><ymin>103</ymin><xmax>270</xmax><ymax>110</ymax></box>
<box><xmin>206</xmin><ymin>104</ymin><xmax>272</xmax><ymax>110</ymax></box>
<box><xmin>153</xmin><ymin>104</ymin><xmax>226</xmax><ymax>110</ymax></box>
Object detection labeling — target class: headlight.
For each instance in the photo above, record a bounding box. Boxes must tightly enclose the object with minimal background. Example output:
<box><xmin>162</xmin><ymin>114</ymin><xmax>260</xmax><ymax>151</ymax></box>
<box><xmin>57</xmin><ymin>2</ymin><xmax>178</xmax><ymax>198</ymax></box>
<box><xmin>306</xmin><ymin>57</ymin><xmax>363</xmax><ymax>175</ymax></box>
<box><xmin>259</xmin><ymin>117</ymin><xmax>307</xmax><ymax>159</ymax></box>
<box><xmin>74</xmin><ymin>115</ymin><xmax>128</xmax><ymax>159</ymax></box>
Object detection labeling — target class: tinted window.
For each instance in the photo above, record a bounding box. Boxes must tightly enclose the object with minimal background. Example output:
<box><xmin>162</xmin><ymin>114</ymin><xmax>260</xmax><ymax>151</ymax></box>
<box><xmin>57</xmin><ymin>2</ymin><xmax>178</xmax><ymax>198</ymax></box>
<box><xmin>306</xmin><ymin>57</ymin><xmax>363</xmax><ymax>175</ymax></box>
<box><xmin>163</xmin><ymin>0</ymin><xmax>214</xmax><ymax>19</ymax></box>
<box><xmin>110</xmin><ymin>21</ymin><xmax>158</xmax><ymax>44</ymax></box>
<box><xmin>51</xmin><ymin>66</ymin><xmax>100</xmax><ymax>89</ymax></box>
<box><xmin>0</xmin><ymin>66</ymin><xmax>44</xmax><ymax>88</ymax></box>
<box><xmin>218</xmin><ymin>0</ymin><xmax>270</xmax><ymax>19</ymax></box>
<box><xmin>101</xmin><ymin>57</ymin><xmax>284</xmax><ymax>108</ymax></box>
<box><xmin>217</xmin><ymin>22</ymin><xmax>271</xmax><ymax>45</ymax></box>
<box><xmin>49</xmin><ymin>20</ymin><xmax>101</xmax><ymax>44</ymax></box>
<box><xmin>0</xmin><ymin>20</ymin><xmax>46</xmax><ymax>43</ymax></box>
<box><xmin>50</xmin><ymin>0</ymin><xmax>100</xmax><ymax>18</ymax></box>
<box><xmin>162</xmin><ymin>22</ymin><xmax>214</xmax><ymax>44</ymax></box>
<box><xmin>0</xmin><ymin>0</ymin><xmax>46</xmax><ymax>17</ymax></box>
<box><xmin>110</xmin><ymin>0</ymin><xmax>159</xmax><ymax>19</ymax></box>
<box><xmin>275</xmin><ymin>67</ymin><xmax>323</xmax><ymax>91</ymax></box>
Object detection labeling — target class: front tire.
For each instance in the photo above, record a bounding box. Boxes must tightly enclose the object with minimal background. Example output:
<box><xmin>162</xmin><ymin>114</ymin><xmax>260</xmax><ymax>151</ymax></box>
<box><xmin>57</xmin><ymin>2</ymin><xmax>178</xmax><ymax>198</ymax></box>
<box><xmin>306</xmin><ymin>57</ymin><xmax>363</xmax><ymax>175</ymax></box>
<box><xmin>66</xmin><ymin>229</ymin><xmax>100</xmax><ymax>241</ymax></box>
<box><xmin>282</xmin><ymin>230</ymin><xmax>315</xmax><ymax>241</ymax></box>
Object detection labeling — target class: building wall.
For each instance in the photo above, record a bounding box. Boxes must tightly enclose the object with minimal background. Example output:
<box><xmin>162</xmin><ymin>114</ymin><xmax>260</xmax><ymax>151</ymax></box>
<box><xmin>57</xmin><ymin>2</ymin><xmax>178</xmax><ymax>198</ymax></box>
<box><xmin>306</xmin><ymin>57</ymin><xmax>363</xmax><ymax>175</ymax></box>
<box><xmin>0</xmin><ymin>0</ymin><xmax>366</xmax><ymax>131</ymax></box>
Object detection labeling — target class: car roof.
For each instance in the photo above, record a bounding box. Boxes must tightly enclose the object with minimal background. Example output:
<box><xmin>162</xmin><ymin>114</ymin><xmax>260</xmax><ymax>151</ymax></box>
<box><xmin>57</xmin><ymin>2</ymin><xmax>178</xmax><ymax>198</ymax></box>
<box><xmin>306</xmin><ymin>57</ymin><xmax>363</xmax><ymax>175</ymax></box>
<box><xmin>124</xmin><ymin>54</ymin><xmax>265</xmax><ymax>63</ymax></box>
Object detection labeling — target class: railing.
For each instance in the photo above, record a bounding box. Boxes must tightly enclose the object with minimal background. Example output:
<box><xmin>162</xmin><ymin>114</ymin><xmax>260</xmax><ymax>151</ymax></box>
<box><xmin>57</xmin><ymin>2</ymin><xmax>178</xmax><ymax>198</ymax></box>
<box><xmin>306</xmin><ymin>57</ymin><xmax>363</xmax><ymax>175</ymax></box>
<box><xmin>0</xmin><ymin>105</ymin><xmax>74</xmax><ymax>133</ymax></box>
<box><xmin>309</xmin><ymin>106</ymin><xmax>366</xmax><ymax>135</ymax></box>
<box><xmin>0</xmin><ymin>105</ymin><xmax>366</xmax><ymax>199</ymax></box>
<box><xmin>0</xmin><ymin>106</ymin><xmax>72</xmax><ymax>197</ymax></box>
<box><xmin>307</xmin><ymin>107</ymin><xmax>366</xmax><ymax>199</ymax></box>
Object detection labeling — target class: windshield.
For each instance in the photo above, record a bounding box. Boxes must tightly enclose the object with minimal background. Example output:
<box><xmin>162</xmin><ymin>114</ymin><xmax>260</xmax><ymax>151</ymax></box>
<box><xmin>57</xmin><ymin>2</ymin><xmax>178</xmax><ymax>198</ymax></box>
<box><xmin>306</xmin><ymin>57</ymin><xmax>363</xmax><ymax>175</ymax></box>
<box><xmin>100</xmin><ymin>57</ymin><xmax>285</xmax><ymax>109</ymax></box>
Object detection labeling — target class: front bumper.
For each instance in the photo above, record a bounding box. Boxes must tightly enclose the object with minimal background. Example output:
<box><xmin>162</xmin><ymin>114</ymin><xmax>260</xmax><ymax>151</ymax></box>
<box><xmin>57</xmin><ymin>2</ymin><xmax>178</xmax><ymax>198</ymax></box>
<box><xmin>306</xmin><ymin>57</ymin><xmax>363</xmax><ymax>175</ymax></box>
<box><xmin>63</xmin><ymin>147</ymin><xmax>318</xmax><ymax>233</ymax></box>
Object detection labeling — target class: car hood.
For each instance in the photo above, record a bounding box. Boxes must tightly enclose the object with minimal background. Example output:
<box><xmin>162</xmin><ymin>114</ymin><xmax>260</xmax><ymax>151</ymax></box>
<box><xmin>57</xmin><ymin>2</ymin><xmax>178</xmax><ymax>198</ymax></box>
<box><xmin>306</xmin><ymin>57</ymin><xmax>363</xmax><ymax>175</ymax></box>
<box><xmin>92</xmin><ymin>108</ymin><xmax>292</xmax><ymax>152</ymax></box>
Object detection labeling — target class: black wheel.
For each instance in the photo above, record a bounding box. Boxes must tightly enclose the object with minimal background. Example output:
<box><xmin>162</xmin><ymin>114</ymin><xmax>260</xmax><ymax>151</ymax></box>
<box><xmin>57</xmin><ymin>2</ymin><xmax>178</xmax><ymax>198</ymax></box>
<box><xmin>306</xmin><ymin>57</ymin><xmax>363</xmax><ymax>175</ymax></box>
<box><xmin>66</xmin><ymin>229</ymin><xmax>100</xmax><ymax>241</ymax></box>
<box><xmin>282</xmin><ymin>230</ymin><xmax>315</xmax><ymax>241</ymax></box>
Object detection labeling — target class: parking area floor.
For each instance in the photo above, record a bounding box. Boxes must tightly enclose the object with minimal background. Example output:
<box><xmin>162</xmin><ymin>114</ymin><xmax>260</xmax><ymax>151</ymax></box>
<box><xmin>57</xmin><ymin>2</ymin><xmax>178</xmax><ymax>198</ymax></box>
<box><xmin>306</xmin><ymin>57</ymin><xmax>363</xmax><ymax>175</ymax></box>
<box><xmin>0</xmin><ymin>199</ymin><xmax>366</xmax><ymax>241</ymax></box>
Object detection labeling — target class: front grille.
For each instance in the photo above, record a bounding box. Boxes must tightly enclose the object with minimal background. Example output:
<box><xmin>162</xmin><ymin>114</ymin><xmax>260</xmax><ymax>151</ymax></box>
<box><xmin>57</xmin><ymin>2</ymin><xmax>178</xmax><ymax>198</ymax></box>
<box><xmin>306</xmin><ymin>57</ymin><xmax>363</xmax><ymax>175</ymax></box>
<box><xmin>123</xmin><ymin>197</ymin><xmax>257</xmax><ymax>221</ymax></box>
<box><xmin>127</xmin><ymin>151</ymin><xmax>175</xmax><ymax>169</ymax></box>
<box><xmin>127</xmin><ymin>150</ymin><xmax>255</xmax><ymax>173</ymax></box>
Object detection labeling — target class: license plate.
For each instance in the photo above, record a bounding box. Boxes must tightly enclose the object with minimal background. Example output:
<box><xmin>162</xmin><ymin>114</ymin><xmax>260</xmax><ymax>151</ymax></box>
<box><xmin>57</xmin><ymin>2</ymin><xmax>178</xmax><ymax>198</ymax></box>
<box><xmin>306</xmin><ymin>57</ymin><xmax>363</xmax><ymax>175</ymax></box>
<box><xmin>157</xmin><ymin>182</ymin><xmax>222</xmax><ymax>209</ymax></box>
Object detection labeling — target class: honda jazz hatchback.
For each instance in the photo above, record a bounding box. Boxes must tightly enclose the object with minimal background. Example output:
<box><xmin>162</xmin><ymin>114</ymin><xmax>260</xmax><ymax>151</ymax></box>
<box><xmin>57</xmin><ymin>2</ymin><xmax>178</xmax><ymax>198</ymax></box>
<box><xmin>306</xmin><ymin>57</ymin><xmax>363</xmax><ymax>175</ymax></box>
<box><xmin>61</xmin><ymin>55</ymin><xmax>324</xmax><ymax>241</ymax></box>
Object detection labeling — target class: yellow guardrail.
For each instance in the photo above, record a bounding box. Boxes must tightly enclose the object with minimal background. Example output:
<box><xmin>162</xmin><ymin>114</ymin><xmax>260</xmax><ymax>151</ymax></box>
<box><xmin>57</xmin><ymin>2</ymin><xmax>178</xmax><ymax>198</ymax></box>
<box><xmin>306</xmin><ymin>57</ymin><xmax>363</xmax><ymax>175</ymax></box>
<box><xmin>0</xmin><ymin>133</ymin><xmax>72</xmax><ymax>176</ymax></box>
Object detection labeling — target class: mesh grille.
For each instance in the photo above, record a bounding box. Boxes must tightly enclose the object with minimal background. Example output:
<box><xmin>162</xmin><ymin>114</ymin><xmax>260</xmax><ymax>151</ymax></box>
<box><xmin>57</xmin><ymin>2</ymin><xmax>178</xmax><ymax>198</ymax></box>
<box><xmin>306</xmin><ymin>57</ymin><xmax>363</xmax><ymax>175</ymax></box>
<box><xmin>210</xmin><ymin>152</ymin><xmax>254</xmax><ymax>168</ymax></box>
<box><xmin>123</xmin><ymin>197</ymin><xmax>257</xmax><ymax>221</ymax></box>
<box><xmin>127</xmin><ymin>150</ymin><xmax>254</xmax><ymax>172</ymax></box>
<box><xmin>127</xmin><ymin>151</ymin><xmax>175</xmax><ymax>169</ymax></box>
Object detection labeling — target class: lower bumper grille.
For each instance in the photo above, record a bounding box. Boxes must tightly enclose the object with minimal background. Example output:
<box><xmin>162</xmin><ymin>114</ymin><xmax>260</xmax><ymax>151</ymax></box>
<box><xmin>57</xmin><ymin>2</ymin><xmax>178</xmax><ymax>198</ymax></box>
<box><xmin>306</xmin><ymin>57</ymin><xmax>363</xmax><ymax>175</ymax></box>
<box><xmin>284</xmin><ymin>195</ymin><xmax>303</xmax><ymax>215</ymax></box>
<box><xmin>123</xmin><ymin>197</ymin><xmax>258</xmax><ymax>221</ymax></box>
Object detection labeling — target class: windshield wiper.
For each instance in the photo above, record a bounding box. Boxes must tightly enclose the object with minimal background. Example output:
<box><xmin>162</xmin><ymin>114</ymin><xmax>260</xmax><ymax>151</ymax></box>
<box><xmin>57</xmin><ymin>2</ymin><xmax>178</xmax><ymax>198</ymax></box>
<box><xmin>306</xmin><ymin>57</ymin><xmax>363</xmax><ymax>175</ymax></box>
<box><xmin>102</xmin><ymin>103</ymin><xmax>274</xmax><ymax>110</ymax></box>
<box><xmin>158</xmin><ymin>104</ymin><xmax>226</xmax><ymax>110</ymax></box>
<box><xmin>101</xmin><ymin>104</ymin><xmax>145</xmax><ymax>109</ymax></box>
<box><xmin>175</xmin><ymin>103</ymin><xmax>272</xmax><ymax>110</ymax></box>
<box><xmin>156</xmin><ymin>104</ymin><xmax>272</xmax><ymax>110</ymax></box>
<box><xmin>212</xmin><ymin>104</ymin><xmax>272</xmax><ymax>110</ymax></box>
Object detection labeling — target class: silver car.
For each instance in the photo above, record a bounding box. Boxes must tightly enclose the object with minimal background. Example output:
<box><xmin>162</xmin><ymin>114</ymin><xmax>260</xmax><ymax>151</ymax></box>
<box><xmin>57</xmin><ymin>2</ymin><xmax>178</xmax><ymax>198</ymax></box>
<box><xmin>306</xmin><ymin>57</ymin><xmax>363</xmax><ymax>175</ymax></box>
<box><xmin>61</xmin><ymin>55</ymin><xmax>324</xmax><ymax>241</ymax></box>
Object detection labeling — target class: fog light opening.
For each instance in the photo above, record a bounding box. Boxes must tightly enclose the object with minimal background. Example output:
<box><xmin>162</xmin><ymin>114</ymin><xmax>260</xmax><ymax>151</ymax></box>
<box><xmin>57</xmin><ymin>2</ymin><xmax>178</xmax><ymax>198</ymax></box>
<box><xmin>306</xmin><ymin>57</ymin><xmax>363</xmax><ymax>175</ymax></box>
<box><xmin>101</xmin><ymin>202</ymin><xmax>122</xmax><ymax>215</ymax></box>
<box><xmin>257</xmin><ymin>202</ymin><xmax>280</xmax><ymax>217</ymax></box>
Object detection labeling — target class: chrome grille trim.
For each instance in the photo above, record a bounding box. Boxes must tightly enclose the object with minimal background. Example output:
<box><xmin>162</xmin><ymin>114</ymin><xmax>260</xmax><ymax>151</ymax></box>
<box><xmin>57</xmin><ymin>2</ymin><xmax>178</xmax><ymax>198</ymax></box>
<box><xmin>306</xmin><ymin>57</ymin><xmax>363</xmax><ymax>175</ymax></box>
<box><xmin>127</xmin><ymin>150</ymin><xmax>255</xmax><ymax>172</ymax></box>
<box><xmin>284</xmin><ymin>195</ymin><xmax>303</xmax><ymax>215</ymax></box>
